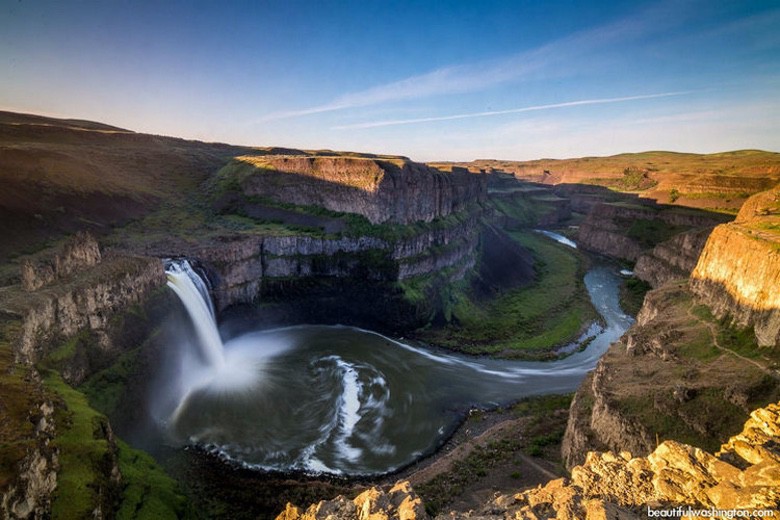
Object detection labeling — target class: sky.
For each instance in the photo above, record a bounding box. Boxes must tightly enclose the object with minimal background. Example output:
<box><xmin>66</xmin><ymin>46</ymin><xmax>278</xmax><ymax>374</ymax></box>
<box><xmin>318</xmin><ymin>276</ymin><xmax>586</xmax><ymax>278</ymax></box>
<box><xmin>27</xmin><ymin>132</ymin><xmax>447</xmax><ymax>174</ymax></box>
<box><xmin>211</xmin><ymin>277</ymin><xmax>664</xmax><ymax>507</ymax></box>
<box><xmin>1</xmin><ymin>0</ymin><xmax>779</xmax><ymax>161</ymax></box>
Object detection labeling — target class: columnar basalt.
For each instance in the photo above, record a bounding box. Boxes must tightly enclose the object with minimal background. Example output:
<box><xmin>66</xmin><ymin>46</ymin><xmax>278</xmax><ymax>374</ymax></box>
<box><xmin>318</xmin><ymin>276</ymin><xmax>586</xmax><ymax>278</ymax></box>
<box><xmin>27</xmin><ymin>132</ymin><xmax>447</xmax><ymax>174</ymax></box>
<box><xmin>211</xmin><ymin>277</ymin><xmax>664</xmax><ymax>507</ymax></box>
<box><xmin>577</xmin><ymin>202</ymin><xmax>727</xmax><ymax>262</ymax></box>
<box><xmin>226</xmin><ymin>156</ymin><xmax>486</xmax><ymax>224</ymax></box>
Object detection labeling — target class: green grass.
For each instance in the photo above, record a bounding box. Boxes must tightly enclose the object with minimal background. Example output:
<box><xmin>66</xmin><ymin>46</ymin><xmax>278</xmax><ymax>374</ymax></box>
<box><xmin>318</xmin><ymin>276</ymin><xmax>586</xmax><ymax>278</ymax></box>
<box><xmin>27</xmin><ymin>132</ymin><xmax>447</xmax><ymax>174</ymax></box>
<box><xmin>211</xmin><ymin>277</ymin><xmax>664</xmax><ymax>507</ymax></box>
<box><xmin>44</xmin><ymin>370</ymin><xmax>116</xmax><ymax>518</ymax></box>
<box><xmin>676</xmin><ymin>328</ymin><xmax>720</xmax><ymax>361</ymax></box>
<box><xmin>689</xmin><ymin>304</ymin><xmax>780</xmax><ymax>365</ymax></box>
<box><xmin>420</xmin><ymin>230</ymin><xmax>596</xmax><ymax>356</ymax></box>
<box><xmin>489</xmin><ymin>197</ymin><xmax>552</xmax><ymax>226</ymax></box>
<box><xmin>44</xmin><ymin>371</ymin><xmax>187</xmax><ymax>519</ymax></box>
<box><xmin>616</xmin><ymin>388</ymin><xmax>747</xmax><ymax>453</ymax></box>
<box><xmin>0</xmin><ymin>320</ymin><xmax>40</xmax><ymax>489</ymax></box>
<box><xmin>584</xmin><ymin>168</ymin><xmax>658</xmax><ymax>191</ymax></box>
<box><xmin>80</xmin><ymin>347</ymin><xmax>141</xmax><ymax>417</ymax></box>
<box><xmin>115</xmin><ymin>440</ymin><xmax>188</xmax><ymax>520</ymax></box>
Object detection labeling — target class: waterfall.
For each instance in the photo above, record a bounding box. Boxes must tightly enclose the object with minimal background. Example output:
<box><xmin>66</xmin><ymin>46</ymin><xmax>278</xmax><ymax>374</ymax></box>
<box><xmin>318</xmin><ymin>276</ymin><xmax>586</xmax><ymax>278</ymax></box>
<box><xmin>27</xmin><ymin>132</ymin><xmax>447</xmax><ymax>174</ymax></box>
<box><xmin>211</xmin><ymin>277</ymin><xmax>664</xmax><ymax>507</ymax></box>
<box><xmin>164</xmin><ymin>259</ymin><xmax>225</xmax><ymax>369</ymax></box>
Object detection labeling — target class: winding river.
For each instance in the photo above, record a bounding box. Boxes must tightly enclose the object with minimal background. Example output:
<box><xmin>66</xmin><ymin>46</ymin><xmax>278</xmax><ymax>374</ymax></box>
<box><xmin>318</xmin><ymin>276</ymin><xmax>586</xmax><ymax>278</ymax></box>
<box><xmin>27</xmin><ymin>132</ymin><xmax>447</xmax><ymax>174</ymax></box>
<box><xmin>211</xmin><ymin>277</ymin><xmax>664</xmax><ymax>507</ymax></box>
<box><xmin>161</xmin><ymin>234</ymin><xmax>633</xmax><ymax>476</ymax></box>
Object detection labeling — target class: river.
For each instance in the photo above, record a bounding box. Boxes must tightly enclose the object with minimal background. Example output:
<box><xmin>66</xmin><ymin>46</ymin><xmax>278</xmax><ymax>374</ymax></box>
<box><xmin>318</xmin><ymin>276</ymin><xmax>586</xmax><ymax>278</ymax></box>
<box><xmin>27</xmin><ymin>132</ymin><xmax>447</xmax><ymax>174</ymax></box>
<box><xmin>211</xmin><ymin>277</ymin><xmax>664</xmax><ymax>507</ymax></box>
<box><xmin>160</xmin><ymin>235</ymin><xmax>633</xmax><ymax>476</ymax></box>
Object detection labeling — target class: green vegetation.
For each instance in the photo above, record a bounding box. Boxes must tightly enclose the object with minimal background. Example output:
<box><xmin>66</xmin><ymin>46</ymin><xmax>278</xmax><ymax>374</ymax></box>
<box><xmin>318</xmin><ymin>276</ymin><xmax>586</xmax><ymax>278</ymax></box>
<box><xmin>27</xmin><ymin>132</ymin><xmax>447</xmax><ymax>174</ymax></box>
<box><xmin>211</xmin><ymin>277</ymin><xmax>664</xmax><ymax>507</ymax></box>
<box><xmin>676</xmin><ymin>328</ymin><xmax>720</xmax><ymax>361</ymax></box>
<box><xmin>0</xmin><ymin>320</ymin><xmax>39</xmax><ymax>489</ymax></box>
<box><xmin>619</xmin><ymin>277</ymin><xmax>651</xmax><ymax>316</ymax></box>
<box><xmin>615</xmin><ymin>388</ymin><xmax>747</xmax><ymax>453</ymax></box>
<box><xmin>586</xmin><ymin>168</ymin><xmax>658</xmax><ymax>191</ymax></box>
<box><xmin>44</xmin><ymin>370</ymin><xmax>120</xmax><ymax>518</ymax></box>
<box><xmin>625</xmin><ymin>219</ymin><xmax>687</xmax><ymax>249</ymax></box>
<box><xmin>80</xmin><ymin>347</ymin><xmax>142</xmax><ymax>417</ymax></box>
<box><xmin>43</xmin><ymin>371</ymin><xmax>187</xmax><ymax>519</ymax></box>
<box><xmin>418</xmin><ymin>231</ymin><xmax>597</xmax><ymax>357</ymax></box>
<box><xmin>690</xmin><ymin>304</ymin><xmax>780</xmax><ymax>365</ymax></box>
<box><xmin>489</xmin><ymin>196</ymin><xmax>554</xmax><ymax>226</ymax></box>
<box><xmin>115</xmin><ymin>440</ymin><xmax>188</xmax><ymax>520</ymax></box>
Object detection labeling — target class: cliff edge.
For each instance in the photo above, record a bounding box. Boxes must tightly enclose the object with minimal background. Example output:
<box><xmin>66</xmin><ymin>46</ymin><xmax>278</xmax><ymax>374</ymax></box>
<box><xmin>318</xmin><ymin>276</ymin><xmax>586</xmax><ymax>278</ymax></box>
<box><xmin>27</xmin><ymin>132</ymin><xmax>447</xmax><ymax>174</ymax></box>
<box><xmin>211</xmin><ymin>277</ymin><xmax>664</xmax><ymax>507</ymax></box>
<box><xmin>690</xmin><ymin>185</ymin><xmax>780</xmax><ymax>347</ymax></box>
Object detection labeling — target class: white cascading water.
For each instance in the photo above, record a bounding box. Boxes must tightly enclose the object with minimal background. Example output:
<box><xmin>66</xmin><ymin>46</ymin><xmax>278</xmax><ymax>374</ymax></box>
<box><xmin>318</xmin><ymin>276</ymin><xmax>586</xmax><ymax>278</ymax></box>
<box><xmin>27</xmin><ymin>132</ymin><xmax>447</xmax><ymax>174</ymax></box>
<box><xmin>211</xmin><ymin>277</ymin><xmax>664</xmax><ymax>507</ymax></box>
<box><xmin>165</xmin><ymin>259</ymin><xmax>225</xmax><ymax>369</ymax></box>
<box><xmin>152</xmin><ymin>238</ymin><xmax>634</xmax><ymax>476</ymax></box>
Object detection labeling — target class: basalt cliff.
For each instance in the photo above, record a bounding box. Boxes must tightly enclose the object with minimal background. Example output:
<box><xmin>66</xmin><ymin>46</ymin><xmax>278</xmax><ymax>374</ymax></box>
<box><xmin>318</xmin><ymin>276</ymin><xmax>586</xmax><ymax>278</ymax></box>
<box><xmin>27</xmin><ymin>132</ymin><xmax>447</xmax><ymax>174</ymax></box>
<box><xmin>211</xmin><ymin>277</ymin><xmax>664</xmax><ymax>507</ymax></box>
<box><xmin>690</xmin><ymin>185</ymin><xmax>780</xmax><ymax>347</ymax></box>
<box><xmin>562</xmin><ymin>186</ymin><xmax>780</xmax><ymax>472</ymax></box>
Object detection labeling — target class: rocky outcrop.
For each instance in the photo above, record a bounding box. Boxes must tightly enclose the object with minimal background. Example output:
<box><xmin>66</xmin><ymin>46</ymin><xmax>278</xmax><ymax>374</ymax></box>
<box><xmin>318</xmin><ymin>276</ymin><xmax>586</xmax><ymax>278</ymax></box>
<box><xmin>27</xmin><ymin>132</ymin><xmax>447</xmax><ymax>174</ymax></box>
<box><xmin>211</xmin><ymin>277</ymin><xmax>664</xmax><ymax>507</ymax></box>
<box><xmin>561</xmin><ymin>359</ymin><xmax>654</xmax><ymax>470</ymax></box>
<box><xmin>1</xmin><ymin>389</ymin><xmax>58</xmax><ymax>520</ymax></box>
<box><xmin>690</xmin><ymin>185</ymin><xmax>780</xmax><ymax>347</ymax></box>
<box><xmin>634</xmin><ymin>228</ymin><xmax>713</xmax><ymax>288</ymax></box>
<box><xmin>230</xmin><ymin>156</ymin><xmax>486</xmax><ymax>225</ymax></box>
<box><xmin>277</xmin><ymin>481</ymin><xmax>428</xmax><ymax>520</ymax></box>
<box><xmin>282</xmin><ymin>402</ymin><xmax>780</xmax><ymax>520</ymax></box>
<box><xmin>20</xmin><ymin>232</ymin><xmax>102</xmax><ymax>291</ymax></box>
<box><xmin>2</xmin><ymin>255</ymin><xmax>165</xmax><ymax>365</ymax></box>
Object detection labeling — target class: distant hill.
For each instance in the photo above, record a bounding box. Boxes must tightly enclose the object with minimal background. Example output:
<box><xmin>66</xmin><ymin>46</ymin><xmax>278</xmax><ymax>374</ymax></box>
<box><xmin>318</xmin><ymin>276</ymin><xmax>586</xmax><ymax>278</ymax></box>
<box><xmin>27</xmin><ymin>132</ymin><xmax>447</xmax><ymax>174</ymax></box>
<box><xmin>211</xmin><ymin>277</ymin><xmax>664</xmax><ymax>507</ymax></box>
<box><xmin>432</xmin><ymin>150</ymin><xmax>780</xmax><ymax>213</ymax></box>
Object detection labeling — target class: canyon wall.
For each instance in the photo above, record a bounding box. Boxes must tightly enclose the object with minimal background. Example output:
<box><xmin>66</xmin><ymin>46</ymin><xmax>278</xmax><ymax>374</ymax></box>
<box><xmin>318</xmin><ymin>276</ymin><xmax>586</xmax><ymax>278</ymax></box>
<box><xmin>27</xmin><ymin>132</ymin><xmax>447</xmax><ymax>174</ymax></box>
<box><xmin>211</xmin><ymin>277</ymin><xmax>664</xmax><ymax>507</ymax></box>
<box><xmin>19</xmin><ymin>232</ymin><xmax>102</xmax><ymax>291</ymax></box>
<box><xmin>228</xmin><ymin>156</ymin><xmax>486</xmax><ymax>224</ymax></box>
<box><xmin>577</xmin><ymin>201</ymin><xmax>728</xmax><ymax>261</ymax></box>
<box><xmin>1</xmin><ymin>240</ymin><xmax>165</xmax><ymax>367</ymax></box>
<box><xmin>183</xmin><ymin>215</ymin><xmax>481</xmax><ymax>312</ymax></box>
<box><xmin>562</xmin><ymin>281</ymin><xmax>780</xmax><ymax>470</ymax></box>
<box><xmin>634</xmin><ymin>228</ymin><xmax>713</xmax><ymax>288</ymax></box>
<box><xmin>690</xmin><ymin>185</ymin><xmax>780</xmax><ymax>347</ymax></box>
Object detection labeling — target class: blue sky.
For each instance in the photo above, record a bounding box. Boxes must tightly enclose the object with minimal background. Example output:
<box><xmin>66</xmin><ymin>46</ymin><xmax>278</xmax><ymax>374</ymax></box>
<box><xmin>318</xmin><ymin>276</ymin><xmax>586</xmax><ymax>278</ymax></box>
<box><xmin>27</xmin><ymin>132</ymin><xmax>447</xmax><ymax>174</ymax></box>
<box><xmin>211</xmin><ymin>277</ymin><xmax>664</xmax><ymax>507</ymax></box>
<box><xmin>1</xmin><ymin>0</ymin><xmax>778</xmax><ymax>161</ymax></box>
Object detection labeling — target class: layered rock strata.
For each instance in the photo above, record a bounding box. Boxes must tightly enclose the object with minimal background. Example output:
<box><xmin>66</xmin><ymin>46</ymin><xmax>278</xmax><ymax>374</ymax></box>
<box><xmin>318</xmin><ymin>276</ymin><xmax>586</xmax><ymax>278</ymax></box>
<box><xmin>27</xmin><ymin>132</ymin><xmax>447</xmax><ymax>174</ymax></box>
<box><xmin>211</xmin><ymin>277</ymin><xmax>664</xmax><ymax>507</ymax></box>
<box><xmin>634</xmin><ymin>228</ymin><xmax>713</xmax><ymax>288</ymax></box>
<box><xmin>1</xmin><ymin>252</ymin><xmax>165</xmax><ymax>365</ymax></box>
<box><xmin>20</xmin><ymin>232</ymin><xmax>101</xmax><ymax>291</ymax></box>
<box><xmin>690</xmin><ymin>185</ymin><xmax>780</xmax><ymax>347</ymax></box>
<box><xmin>229</xmin><ymin>156</ymin><xmax>486</xmax><ymax>224</ymax></box>
<box><xmin>577</xmin><ymin>202</ymin><xmax>726</xmax><ymax>262</ymax></box>
<box><xmin>187</xmin><ymin>215</ymin><xmax>481</xmax><ymax>311</ymax></box>
<box><xmin>562</xmin><ymin>283</ymin><xmax>780</xmax><ymax>470</ymax></box>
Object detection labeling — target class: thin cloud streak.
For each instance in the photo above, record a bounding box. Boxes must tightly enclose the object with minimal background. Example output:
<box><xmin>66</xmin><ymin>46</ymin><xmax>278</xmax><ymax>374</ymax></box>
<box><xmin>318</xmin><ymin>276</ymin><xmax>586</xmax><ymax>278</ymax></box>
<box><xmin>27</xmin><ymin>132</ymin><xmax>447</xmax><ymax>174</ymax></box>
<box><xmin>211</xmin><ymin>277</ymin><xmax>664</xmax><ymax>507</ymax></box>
<box><xmin>331</xmin><ymin>91</ymin><xmax>695</xmax><ymax>130</ymax></box>
<box><xmin>256</xmin><ymin>0</ymin><xmax>699</xmax><ymax>123</ymax></box>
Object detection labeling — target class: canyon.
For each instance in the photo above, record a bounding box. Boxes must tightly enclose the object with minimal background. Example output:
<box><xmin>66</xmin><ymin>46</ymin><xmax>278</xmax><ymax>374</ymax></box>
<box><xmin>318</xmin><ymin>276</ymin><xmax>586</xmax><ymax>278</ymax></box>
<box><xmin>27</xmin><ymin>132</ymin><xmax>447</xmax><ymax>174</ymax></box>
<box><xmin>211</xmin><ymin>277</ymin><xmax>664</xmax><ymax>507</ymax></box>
<box><xmin>0</xmin><ymin>111</ymin><xmax>779</xmax><ymax>518</ymax></box>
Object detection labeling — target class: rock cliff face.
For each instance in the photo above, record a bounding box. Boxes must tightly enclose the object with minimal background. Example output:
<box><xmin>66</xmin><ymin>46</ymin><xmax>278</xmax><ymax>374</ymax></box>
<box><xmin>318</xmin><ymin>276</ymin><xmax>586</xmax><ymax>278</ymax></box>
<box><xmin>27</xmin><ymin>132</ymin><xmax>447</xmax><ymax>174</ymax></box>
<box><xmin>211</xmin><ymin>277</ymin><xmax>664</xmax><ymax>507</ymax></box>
<box><xmin>634</xmin><ymin>228</ymin><xmax>713</xmax><ymax>288</ymax></box>
<box><xmin>690</xmin><ymin>185</ymin><xmax>780</xmax><ymax>347</ymax></box>
<box><xmin>2</xmin><ymin>253</ymin><xmax>165</xmax><ymax>366</ymax></box>
<box><xmin>279</xmin><ymin>402</ymin><xmax>780</xmax><ymax>520</ymax></box>
<box><xmin>277</xmin><ymin>481</ymin><xmax>428</xmax><ymax>520</ymax></box>
<box><xmin>229</xmin><ymin>156</ymin><xmax>486</xmax><ymax>224</ymax></box>
<box><xmin>0</xmin><ymin>371</ymin><xmax>58</xmax><ymax>520</ymax></box>
<box><xmin>20</xmin><ymin>232</ymin><xmax>102</xmax><ymax>291</ymax></box>
<box><xmin>184</xmin><ymin>215</ymin><xmax>480</xmax><ymax>312</ymax></box>
<box><xmin>577</xmin><ymin>202</ymin><xmax>727</xmax><ymax>262</ymax></box>
<box><xmin>562</xmin><ymin>282</ymin><xmax>780</xmax><ymax>470</ymax></box>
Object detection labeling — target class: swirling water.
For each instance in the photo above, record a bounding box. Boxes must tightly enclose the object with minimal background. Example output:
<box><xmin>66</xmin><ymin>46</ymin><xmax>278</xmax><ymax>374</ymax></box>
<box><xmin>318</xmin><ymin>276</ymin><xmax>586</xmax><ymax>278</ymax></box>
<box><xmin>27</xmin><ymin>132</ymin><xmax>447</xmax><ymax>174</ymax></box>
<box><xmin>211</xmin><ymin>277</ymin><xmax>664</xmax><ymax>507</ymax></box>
<box><xmin>162</xmin><ymin>244</ymin><xmax>632</xmax><ymax>476</ymax></box>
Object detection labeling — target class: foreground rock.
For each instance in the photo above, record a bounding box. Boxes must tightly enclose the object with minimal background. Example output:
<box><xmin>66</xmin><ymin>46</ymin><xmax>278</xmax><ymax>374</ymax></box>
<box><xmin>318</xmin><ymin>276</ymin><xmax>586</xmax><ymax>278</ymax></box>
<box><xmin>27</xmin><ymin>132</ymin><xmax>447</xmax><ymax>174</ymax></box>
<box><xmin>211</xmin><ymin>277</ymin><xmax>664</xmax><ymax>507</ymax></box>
<box><xmin>277</xmin><ymin>481</ymin><xmax>428</xmax><ymax>520</ymax></box>
<box><xmin>278</xmin><ymin>403</ymin><xmax>780</xmax><ymax>519</ymax></box>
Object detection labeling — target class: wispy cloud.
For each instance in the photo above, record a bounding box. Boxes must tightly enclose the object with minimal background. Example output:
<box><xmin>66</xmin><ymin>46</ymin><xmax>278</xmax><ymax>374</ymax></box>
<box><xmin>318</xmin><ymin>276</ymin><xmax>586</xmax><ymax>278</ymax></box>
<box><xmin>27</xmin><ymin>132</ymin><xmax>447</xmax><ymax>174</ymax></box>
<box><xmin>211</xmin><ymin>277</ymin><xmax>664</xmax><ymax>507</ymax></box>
<box><xmin>331</xmin><ymin>91</ymin><xmax>694</xmax><ymax>129</ymax></box>
<box><xmin>257</xmin><ymin>0</ymin><xmax>698</xmax><ymax>123</ymax></box>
